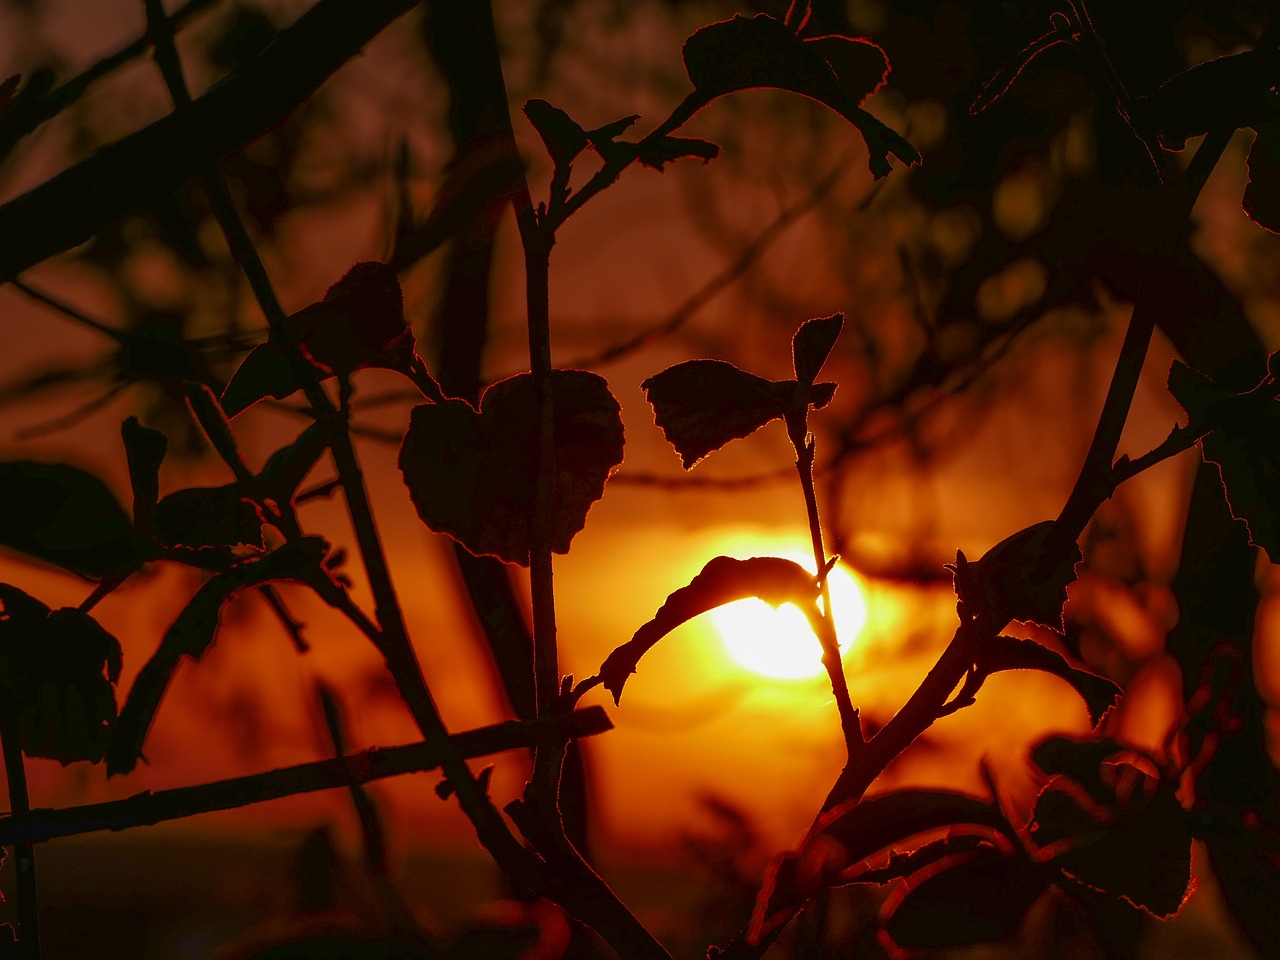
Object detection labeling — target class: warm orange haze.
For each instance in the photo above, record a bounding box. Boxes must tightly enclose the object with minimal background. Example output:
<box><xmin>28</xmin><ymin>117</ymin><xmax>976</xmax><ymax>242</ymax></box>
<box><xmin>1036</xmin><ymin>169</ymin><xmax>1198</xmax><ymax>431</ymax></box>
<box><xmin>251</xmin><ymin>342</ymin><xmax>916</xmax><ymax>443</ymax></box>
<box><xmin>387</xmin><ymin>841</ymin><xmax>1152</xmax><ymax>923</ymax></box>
<box><xmin>0</xmin><ymin>0</ymin><xmax>1276</xmax><ymax>958</ymax></box>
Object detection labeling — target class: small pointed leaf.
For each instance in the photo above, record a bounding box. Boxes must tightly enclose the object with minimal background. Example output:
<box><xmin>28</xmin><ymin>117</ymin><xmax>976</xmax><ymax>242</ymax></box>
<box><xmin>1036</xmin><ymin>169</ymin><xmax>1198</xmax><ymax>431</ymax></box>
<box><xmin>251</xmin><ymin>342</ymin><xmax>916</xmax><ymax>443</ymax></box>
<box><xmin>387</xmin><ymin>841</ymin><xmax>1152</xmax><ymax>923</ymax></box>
<box><xmin>634</xmin><ymin>135</ymin><xmax>720</xmax><ymax>170</ymax></box>
<box><xmin>523</xmin><ymin>98</ymin><xmax>588</xmax><ymax>167</ymax></box>
<box><xmin>792</xmin><ymin>313</ymin><xmax>844</xmax><ymax>383</ymax></box>
<box><xmin>399</xmin><ymin>370</ymin><xmax>624</xmax><ymax>566</ymax></box>
<box><xmin>121</xmin><ymin>417</ymin><xmax>167</xmax><ymax>533</ymax></box>
<box><xmin>598</xmin><ymin>556</ymin><xmax>819</xmax><ymax>704</ymax></box>
<box><xmin>642</xmin><ymin>359</ymin><xmax>835</xmax><ymax>469</ymax></box>
<box><xmin>220</xmin><ymin>342</ymin><xmax>302</xmax><ymax>418</ymax></box>
<box><xmin>257</xmin><ymin>421</ymin><xmax>332</xmax><ymax>506</ymax></box>
<box><xmin>108</xmin><ymin>537</ymin><xmax>330</xmax><ymax>775</ymax></box>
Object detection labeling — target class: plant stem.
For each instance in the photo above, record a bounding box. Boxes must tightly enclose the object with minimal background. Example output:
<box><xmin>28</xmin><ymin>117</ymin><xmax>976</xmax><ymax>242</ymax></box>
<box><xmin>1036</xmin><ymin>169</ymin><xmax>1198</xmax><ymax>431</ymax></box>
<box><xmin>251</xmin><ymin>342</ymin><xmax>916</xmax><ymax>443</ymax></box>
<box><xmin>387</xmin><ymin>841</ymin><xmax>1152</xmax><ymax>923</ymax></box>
<box><xmin>0</xmin><ymin>705</ymin><xmax>38</xmax><ymax>960</ymax></box>
<box><xmin>0</xmin><ymin>710</ymin><xmax>612</xmax><ymax>849</ymax></box>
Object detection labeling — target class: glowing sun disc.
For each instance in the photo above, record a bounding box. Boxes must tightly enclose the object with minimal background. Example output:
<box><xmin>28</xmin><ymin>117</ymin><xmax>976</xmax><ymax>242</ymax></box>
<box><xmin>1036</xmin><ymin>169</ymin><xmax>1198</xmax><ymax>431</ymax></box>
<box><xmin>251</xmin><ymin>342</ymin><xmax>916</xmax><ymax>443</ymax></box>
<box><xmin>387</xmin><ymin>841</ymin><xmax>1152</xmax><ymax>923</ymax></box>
<box><xmin>712</xmin><ymin>558</ymin><xmax>868</xmax><ymax>680</ymax></box>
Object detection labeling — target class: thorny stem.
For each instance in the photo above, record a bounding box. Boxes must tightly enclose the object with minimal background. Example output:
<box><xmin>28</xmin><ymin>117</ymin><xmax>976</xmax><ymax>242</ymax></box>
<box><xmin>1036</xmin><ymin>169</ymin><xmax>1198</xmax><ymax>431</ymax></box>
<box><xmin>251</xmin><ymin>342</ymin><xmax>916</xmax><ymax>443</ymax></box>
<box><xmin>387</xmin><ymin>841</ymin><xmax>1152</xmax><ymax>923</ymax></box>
<box><xmin>0</xmin><ymin>704</ymin><xmax>38</xmax><ymax>959</ymax></box>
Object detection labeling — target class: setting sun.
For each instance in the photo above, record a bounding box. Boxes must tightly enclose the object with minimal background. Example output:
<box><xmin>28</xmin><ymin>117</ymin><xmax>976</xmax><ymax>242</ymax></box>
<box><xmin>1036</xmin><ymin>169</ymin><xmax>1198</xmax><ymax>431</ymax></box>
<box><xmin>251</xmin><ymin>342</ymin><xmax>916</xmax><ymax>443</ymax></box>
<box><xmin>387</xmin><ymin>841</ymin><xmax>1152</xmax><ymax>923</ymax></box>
<box><xmin>710</xmin><ymin>547</ymin><xmax>868</xmax><ymax>680</ymax></box>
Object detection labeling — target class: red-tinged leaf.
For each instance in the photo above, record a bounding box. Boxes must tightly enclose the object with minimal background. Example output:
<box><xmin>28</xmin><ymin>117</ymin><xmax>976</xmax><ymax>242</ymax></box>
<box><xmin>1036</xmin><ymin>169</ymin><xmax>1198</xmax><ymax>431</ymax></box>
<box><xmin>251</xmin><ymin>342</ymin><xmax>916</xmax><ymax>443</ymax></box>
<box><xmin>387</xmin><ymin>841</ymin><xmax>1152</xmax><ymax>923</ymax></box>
<box><xmin>749</xmin><ymin>789</ymin><xmax>1014</xmax><ymax>945</ymax></box>
<box><xmin>792</xmin><ymin>313</ymin><xmax>844</xmax><ymax>384</ymax></box>
<box><xmin>523</xmin><ymin>98</ymin><xmax>588</xmax><ymax>167</ymax></box>
<box><xmin>153</xmin><ymin>486</ymin><xmax>266</xmax><ymax>553</ymax></box>
<box><xmin>1030</xmin><ymin>735</ymin><xmax>1144</xmax><ymax>796</ymax></box>
<box><xmin>840</xmin><ymin>833</ymin><xmax>993</xmax><ymax>885</ymax></box>
<box><xmin>1244</xmin><ymin>120</ymin><xmax>1280</xmax><ymax>234</ymax></box>
<box><xmin>970</xmin><ymin>20</ymin><xmax>1074</xmax><ymax>116</ymax></box>
<box><xmin>803</xmin><ymin>35</ymin><xmax>889</xmax><ymax>105</ymax></box>
<box><xmin>107</xmin><ymin>537</ymin><xmax>330</xmax><ymax>775</ymax></box>
<box><xmin>398</xmin><ymin>370</ymin><xmax>624</xmax><ymax>566</ymax></box>
<box><xmin>642</xmin><ymin>359</ymin><xmax>835</xmax><ymax>469</ymax></box>
<box><xmin>286</xmin><ymin>261</ymin><xmax>411</xmax><ymax>377</ymax></box>
<box><xmin>979</xmin><ymin>635</ymin><xmax>1121</xmax><ymax>726</ymax></box>
<box><xmin>964</xmin><ymin>520</ymin><xmax>1081</xmax><ymax>632</ymax></box>
<box><xmin>0</xmin><ymin>584</ymin><xmax>122</xmax><ymax>764</ymax></box>
<box><xmin>596</xmin><ymin>556</ymin><xmax>818</xmax><ymax>704</ymax></box>
<box><xmin>681</xmin><ymin>15</ymin><xmax>917</xmax><ymax>178</ymax></box>
<box><xmin>1168</xmin><ymin>360</ymin><xmax>1280</xmax><ymax>563</ymax></box>
<box><xmin>120</xmin><ymin>417</ymin><xmax>167</xmax><ymax>533</ymax></box>
<box><xmin>0</xmin><ymin>462</ymin><xmax>154</xmax><ymax>580</ymax></box>
<box><xmin>1031</xmin><ymin>771</ymin><xmax>1193</xmax><ymax>918</ymax></box>
<box><xmin>882</xmin><ymin>847</ymin><xmax>1052</xmax><ymax>949</ymax></box>
<box><xmin>634</xmin><ymin>135</ymin><xmax>720</xmax><ymax>170</ymax></box>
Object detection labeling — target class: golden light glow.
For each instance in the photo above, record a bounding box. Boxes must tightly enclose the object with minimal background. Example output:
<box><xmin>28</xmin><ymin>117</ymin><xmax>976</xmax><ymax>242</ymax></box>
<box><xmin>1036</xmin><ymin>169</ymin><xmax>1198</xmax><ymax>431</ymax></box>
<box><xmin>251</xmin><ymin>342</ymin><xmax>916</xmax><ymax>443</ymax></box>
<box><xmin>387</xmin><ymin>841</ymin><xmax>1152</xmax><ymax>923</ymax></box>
<box><xmin>711</xmin><ymin>547</ymin><xmax>868</xmax><ymax>680</ymax></box>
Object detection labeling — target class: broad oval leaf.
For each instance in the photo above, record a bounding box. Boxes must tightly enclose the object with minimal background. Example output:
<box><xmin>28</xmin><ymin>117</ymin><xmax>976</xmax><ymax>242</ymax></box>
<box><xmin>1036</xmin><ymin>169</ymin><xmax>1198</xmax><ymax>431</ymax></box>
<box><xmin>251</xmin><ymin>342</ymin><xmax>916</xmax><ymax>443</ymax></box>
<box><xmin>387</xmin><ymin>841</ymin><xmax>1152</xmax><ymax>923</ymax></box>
<box><xmin>681</xmin><ymin>15</ymin><xmax>916</xmax><ymax>177</ymax></box>
<box><xmin>154</xmin><ymin>485</ymin><xmax>266</xmax><ymax>552</ymax></box>
<box><xmin>962</xmin><ymin>520</ymin><xmax>1081</xmax><ymax>632</ymax></box>
<box><xmin>979</xmin><ymin>635</ymin><xmax>1121</xmax><ymax>727</ymax></box>
<box><xmin>642</xmin><ymin>359</ymin><xmax>835</xmax><ymax>469</ymax></box>
<box><xmin>398</xmin><ymin>370</ymin><xmax>624</xmax><ymax>566</ymax></box>
<box><xmin>0</xmin><ymin>584</ymin><xmax>123</xmax><ymax>764</ymax></box>
<box><xmin>1168</xmin><ymin>360</ymin><xmax>1280</xmax><ymax>563</ymax></box>
<box><xmin>882</xmin><ymin>848</ymin><xmax>1052</xmax><ymax>949</ymax></box>
<box><xmin>108</xmin><ymin>537</ymin><xmax>329</xmax><ymax>775</ymax></box>
<box><xmin>597</xmin><ymin>556</ymin><xmax>818</xmax><ymax>704</ymax></box>
<box><xmin>0</xmin><ymin>461</ymin><xmax>151</xmax><ymax>579</ymax></box>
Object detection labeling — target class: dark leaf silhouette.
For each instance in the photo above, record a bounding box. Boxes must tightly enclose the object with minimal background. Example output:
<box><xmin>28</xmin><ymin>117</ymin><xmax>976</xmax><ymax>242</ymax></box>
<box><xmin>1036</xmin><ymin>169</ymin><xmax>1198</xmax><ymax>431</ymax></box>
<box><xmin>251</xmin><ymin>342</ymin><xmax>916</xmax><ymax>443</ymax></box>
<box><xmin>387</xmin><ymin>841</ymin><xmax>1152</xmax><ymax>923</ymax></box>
<box><xmin>634</xmin><ymin>135</ymin><xmax>720</xmax><ymax>170</ymax></box>
<box><xmin>1031</xmin><ymin>735</ymin><xmax>1137</xmax><ymax>794</ymax></box>
<box><xmin>1245</xmin><ymin>120</ymin><xmax>1280</xmax><ymax>233</ymax></box>
<box><xmin>792</xmin><ymin>313</ymin><xmax>844</xmax><ymax>384</ymax></box>
<box><xmin>681</xmin><ymin>15</ymin><xmax>916</xmax><ymax>177</ymax></box>
<box><xmin>1167</xmin><ymin>360</ymin><xmax>1280</xmax><ymax>563</ymax></box>
<box><xmin>750</xmin><ymin>789</ymin><xmax>1013</xmax><ymax>944</ymax></box>
<box><xmin>222</xmin><ymin>262</ymin><xmax>429</xmax><ymax>416</ymax></box>
<box><xmin>596</xmin><ymin>555</ymin><xmax>818</xmax><ymax>704</ymax></box>
<box><xmin>1133</xmin><ymin>51</ymin><xmax>1280</xmax><ymax>150</ymax></box>
<box><xmin>960</xmin><ymin>520</ymin><xmax>1081</xmax><ymax>631</ymax></box>
<box><xmin>1031</xmin><ymin>769</ymin><xmax>1192</xmax><ymax>918</ymax></box>
<box><xmin>978</xmin><ymin>635</ymin><xmax>1120</xmax><ymax>726</ymax></box>
<box><xmin>120</xmin><ymin>417</ymin><xmax>167</xmax><ymax>533</ymax></box>
<box><xmin>643</xmin><ymin>359</ymin><xmax>835</xmax><ymax>469</ymax></box>
<box><xmin>0</xmin><ymin>584</ymin><xmax>122</xmax><ymax>764</ymax></box>
<box><xmin>523</xmin><ymin>98</ymin><xmax>589</xmax><ymax>167</ymax></box>
<box><xmin>882</xmin><ymin>847</ymin><xmax>1051</xmax><ymax>949</ymax></box>
<box><xmin>399</xmin><ymin>370</ymin><xmax>624</xmax><ymax>566</ymax></box>
<box><xmin>257</xmin><ymin>421</ymin><xmax>332</xmax><ymax>506</ymax></box>
<box><xmin>0</xmin><ymin>461</ymin><xmax>153</xmax><ymax>579</ymax></box>
<box><xmin>842</xmin><ymin>834</ymin><xmax>992</xmax><ymax>885</ymax></box>
<box><xmin>108</xmin><ymin>537</ymin><xmax>330</xmax><ymax>775</ymax></box>
<box><xmin>154</xmin><ymin>486</ymin><xmax>266</xmax><ymax>552</ymax></box>
<box><xmin>969</xmin><ymin>13</ymin><xmax>1076</xmax><ymax>116</ymax></box>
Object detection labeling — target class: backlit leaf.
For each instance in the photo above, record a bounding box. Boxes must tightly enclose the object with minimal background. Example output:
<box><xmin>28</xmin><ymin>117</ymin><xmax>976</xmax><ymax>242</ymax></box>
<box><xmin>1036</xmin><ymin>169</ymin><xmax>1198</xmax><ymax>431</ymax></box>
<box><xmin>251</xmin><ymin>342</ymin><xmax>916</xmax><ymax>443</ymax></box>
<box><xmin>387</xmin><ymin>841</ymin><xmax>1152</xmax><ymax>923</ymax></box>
<box><xmin>0</xmin><ymin>462</ymin><xmax>151</xmax><ymax>579</ymax></box>
<box><xmin>596</xmin><ymin>555</ymin><xmax>819</xmax><ymax>704</ymax></box>
<box><xmin>792</xmin><ymin>313</ymin><xmax>844</xmax><ymax>384</ymax></box>
<box><xmin>0</xmin><ymin>584</ymin><xmax>122</xmax><ymax>764</ymax></box>
<box><xmin>681</xmin><ymin>15</ymin><xmax>917</xmax><ymax>178</ymax></box>
<box><xmin>523</xmin><ymin>98</ymin><xmax>588</xmax><ymax>167</ymax></box>
<box><xmin>1244</xmin><ymin>120</ymin><xmax>1280</xmax><ymax>234</ymax></box>
<box><xmin>634</xmin><ymin>135</ymin><xmax>720</xmax><ymax>170</ymax></box>
<box><xmin>121</xmin><ymin>417</ymin><xmax>167</xmax><ymax>533</ymax></box>
<box><xmin>108</xmin><ymin>537</ymin><xmax>330</xmax><ymax>775</ymax></box>
<box><xmin>882</xmin><ymin>847</ymin><xmax>1051</xmax><ymax>949</ymax></box>
<box><xmin>1133</xmin><ymin>51</ymin><xmax>1279</xmax><ymax>150</ymax></box>
<box><xmin>643</xmin><ymin>359</ymin><xmax>835</xmax><ymax>469</ymax></box>
<box><xmin>1167</xmin><ymin>360</ymin><xmax>1280</xmax><ymax>563</ymax></box>
<box><xmin>963</xmin><ymin>520</ymin><xmax>1081</xmax><ymax>632</ymax></box>
<box><xmin>154</xmin><ymin>486</ymin><xmax>265</xmax><ymax>552</ymax></box>
<box><xmin>257</xmin><ymin>421</ymin><xmax>331</xmax><ymax>506</ymax></box>
<box><xmin>979</xmin><ymin>635</ymin><xmax>1121</xmax><ymax>726</ymax></box>
<box><xmin>220</xmin><ymin>342</ymin><xmax>301</xmax><ymax>418</ymax></box>
<box><xmin>399</xmin><ymin>370</ymin><xmax>624</xmax><ymax>566</ymax></box>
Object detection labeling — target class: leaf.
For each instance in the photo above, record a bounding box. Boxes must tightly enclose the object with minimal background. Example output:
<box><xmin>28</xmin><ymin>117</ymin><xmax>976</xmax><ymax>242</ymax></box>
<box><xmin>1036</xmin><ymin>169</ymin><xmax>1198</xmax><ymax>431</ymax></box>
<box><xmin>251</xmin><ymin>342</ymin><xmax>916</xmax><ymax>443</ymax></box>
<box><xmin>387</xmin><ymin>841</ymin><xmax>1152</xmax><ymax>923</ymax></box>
<box><xmin>681</xmin><ymin>15</ymin><xmax>917</xmax><ymax>178</ymax></box>
<box><xmin>257</xmin><ymin>421</ymin><xmax>331</xmax><ymax>505</ymax></box>
<box><xmin>596</xmin><ymin>556</ymin><xmax>818</xmax><ymax>704</ymax></box>
<box><xmin>0</xmin><ymin>584</ymin><xmax>123</xmax><ymax>764</ymax></box>
<box><xmin>841</xmin><ymin>834</ymin><xmax>993</xmax><ymax>885</ymax></box>
<box><xmin>882</xmin><ymin>847</ymin><xmax>1052</xmax><ymax>949</ymax></box>
<box><xmin>220</xmin><ymin>341</ymin><xmax>302</xmax><ymax>418</ymax></box>
<box><xmin>107</xmin><ymin>537</ymin><xmax>329</xmax><ymax>775</ymax></box>
<box><xmin>634</xmin><ymin>135</ymin><xmax>720</xmax><ymax>170</ymax></box>
<box><xmin>1244</xmin><ymin>120</ymin><xmax>1280</xmax><ymax>234</ymax></box>
<box><xmin>154</xmin><ymin>486</ymin><xmax>265</xmax><ymax>552</ymax></box>
<box><xmin>0</xmin><ymin>462</ymin><xmax>151</xmax><ymax>580</ymax></box>
<box><xmin>1030</xmin><ymin>735</ymin><xmax>1136</xmax><ymax>793</ymax></box>
<box><xmin>221</xmin><ymin>262</ymin><xmax>422</xmax><ymax>416</ymax></box>
<box><xmin>962</xmin><ymin>520</ymin><xmax>1081</xmax><ymax>632</ymax></box>
<box><xmin>970</xmin><ymin>17</ymin><xmax>1075</xmax><ymax>116</ymax></box>
<box><xmin>978</xmin><ymin>635</ymin><xmax>1121</xmax><ymax>726</ymax></box>
<box><xmin>792</xmin><ymin>313</ymin><xmax>844</xmax><ymax>383</ymax></box>
<box><xmin>1133</xmin><ymin>50</ymin><xmax>1279</xmax><ymax>151</ymax></box>
<box><xmin>1167</xmin><ymin>360</ymin><xmax>1280</xmax><ymax>563</ymax></box>
<box><xmin>1031</xmin><ymin>770</ymin><xmax>1193</xmax><ymax>918</ymax></box>
<box><xmin>120</xmin><ymin>417</ymin><xmax>167</xmax><ymax>533</ymax></box>
<box><xmin>749</xmin><ymin>789</ymin><xmax>1015</xmax><ymax>946</ymax></box>
<box><xmin>803</xmin><ymin>35</ymin><xmax>889</xmax><ymax>105</ymax></box>
<box><xmin>642</xmin><ymin>359</ymin><xmax>835</xmax><ymax>469</ymax></box>
<box><xmin>523</xmin><ymin>98</ymin><xmax>588</xmax><ymax>167</ymax></box>
<box><xmin>398</xmin><ymin>370</ymin><xmax>624</xmax><ymax>566</ymax></box>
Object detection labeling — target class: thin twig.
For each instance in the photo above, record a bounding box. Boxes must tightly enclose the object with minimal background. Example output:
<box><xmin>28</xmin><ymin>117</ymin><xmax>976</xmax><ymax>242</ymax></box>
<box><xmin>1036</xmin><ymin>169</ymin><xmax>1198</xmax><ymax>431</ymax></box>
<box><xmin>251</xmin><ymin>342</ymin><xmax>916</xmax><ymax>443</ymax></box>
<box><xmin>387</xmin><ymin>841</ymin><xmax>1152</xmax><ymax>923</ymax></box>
<box><xmin>0</xmin><ymin>709</ymin><xmax>613</xmax><ymax>849</ymax></box>
<box><xmin>0</xmin><ymin>704</ymin><xmax>39</xmax><ymax>959</ymax></box>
